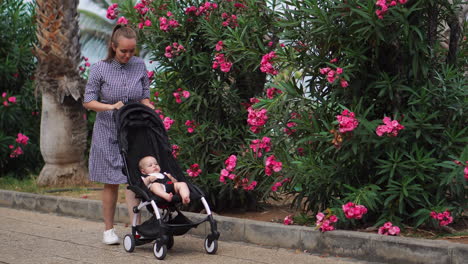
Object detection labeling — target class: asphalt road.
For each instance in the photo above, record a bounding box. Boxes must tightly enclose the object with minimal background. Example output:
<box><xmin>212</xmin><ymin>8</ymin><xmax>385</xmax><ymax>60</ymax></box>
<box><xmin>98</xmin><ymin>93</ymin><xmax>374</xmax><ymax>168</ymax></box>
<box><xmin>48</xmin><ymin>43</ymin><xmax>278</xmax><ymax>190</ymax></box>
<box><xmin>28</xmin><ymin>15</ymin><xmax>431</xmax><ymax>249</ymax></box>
<box><xmin>0</xmin><ymin>207</ymin><xmax>372</xmax><ymax>264</ymax></box>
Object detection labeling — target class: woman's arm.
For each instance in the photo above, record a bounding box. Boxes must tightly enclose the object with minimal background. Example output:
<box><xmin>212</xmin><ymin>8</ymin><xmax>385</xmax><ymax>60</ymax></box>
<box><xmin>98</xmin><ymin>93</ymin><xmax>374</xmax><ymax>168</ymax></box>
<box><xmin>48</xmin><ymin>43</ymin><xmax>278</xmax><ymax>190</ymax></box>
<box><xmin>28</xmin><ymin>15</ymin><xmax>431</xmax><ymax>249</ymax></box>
<box><xmin>83</xmin><ymin>100</ymin><xmax>124</xmax><ymax>112</ymax></box>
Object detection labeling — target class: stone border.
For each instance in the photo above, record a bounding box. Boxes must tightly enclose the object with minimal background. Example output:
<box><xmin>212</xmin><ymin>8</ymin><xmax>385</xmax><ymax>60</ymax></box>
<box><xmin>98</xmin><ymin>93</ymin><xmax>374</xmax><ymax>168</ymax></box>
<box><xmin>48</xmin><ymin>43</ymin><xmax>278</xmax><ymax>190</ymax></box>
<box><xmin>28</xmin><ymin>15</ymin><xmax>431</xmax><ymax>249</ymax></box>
<box><xmin>1</xmin><ymin>189</ymin><xmax>466</xmax><ymax>264</ymax></box>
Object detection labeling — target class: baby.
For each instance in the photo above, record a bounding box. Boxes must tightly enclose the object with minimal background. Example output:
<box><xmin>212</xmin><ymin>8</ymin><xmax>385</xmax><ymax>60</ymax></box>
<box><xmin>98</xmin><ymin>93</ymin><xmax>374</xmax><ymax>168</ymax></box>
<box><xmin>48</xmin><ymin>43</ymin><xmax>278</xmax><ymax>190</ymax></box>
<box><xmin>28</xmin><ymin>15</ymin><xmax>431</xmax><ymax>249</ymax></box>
<box><xmin>138</xmin><ymin>156</ymin><xmax>191</xmax><ymax>205</ymax></box>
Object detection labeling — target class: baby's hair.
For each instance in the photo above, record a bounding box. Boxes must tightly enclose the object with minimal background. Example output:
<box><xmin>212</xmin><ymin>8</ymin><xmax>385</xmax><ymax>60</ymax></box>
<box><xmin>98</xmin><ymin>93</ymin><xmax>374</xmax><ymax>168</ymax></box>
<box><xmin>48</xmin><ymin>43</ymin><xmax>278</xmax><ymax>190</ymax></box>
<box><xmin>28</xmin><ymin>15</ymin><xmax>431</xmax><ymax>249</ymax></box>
<box><xmin>139</xmin><ymin>156</ymin><xmax>157</xmax><ymax>169</ymax></box>
<box><xmin>105</xmin><ymin>24</ymin><xmax>137</xmax><ymax>62</ymax></box>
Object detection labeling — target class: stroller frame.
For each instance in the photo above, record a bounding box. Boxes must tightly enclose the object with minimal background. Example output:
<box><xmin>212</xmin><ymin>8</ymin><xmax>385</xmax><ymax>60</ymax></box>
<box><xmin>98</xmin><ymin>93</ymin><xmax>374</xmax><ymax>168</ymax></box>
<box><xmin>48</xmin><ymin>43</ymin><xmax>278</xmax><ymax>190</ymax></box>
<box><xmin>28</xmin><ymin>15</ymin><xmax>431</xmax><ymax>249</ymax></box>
<box><xmin>116</xmin><ymin>103</ymin><xmax>220</xmax><ymax>260</ymax></box>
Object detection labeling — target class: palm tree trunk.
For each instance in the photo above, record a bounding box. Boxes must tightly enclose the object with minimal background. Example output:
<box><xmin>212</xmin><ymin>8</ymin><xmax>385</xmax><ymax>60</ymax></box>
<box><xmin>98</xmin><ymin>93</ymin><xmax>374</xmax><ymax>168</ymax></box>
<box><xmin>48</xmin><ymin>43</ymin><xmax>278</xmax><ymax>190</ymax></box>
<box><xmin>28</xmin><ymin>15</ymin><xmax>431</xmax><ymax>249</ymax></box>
<box><xmin>34</xmin><ymin>0</ymin><xmax>88</xmax><ymax>186</ymax></box>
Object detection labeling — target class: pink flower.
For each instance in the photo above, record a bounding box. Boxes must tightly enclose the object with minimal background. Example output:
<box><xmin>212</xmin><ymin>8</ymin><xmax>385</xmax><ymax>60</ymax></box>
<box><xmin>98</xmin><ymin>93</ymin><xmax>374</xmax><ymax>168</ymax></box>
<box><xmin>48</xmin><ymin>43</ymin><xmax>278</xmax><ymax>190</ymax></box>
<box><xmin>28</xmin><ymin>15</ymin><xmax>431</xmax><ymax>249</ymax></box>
<box><xmin>212</xmin><ymin>53</ymin><xmax>233</xmax><ymax>72</ymax></box>
<box><xmin>265</xmin><ymin>155</ymin><xmax>282</xmax><ymax>176</ymax></box>
<box><xmin>9</xmin><ymin>146</ymin><xmax>23</xmax><ymax>158</ymax></box>
<box><xmin>316</xmin><ymin>211</ymin><xmax>338</xmax><ymax>232</ymax></box>
<box><xmin>430</xmin><ymin>210</ymin><xmax>453</xmax><ymax>226</ymax></box>
<box><xmin>8</xmin><ymin>97</ymin><xmax>16</xmax><ymax>103</ymax></box>
<box><xmin>249</xmin><ymin>137</ymin><xmax>271</xmax><ymax>158</ymax></box>
<box><xmin>464</xmin><ymin>166</ymin><xmax>468</xmax><ymax>180</ymax></box>
<box><xmin>147</xmin><ymin>71</ymin><xmax>154</xmax><ymax>80</ymax></box>
<box><xmin>260</xmin><ymin>51</ymin><xmax>279</xmax><ymax>75</ymax></box>
<box><xmin>266</xmin><ymin>87</ymin><xmax>282</xmax><ymax>99</ymax></box>
<box><xmin>247</xmin><ymin>107</ymin><xmax>268</xmax><ymax>133</ymax></box>
<box><xmin>16</xmin><ymin>133</ymin><xmax>29</xmax><ymax>145</ymax></box>
<box><xmin>376</xmin><ymin>116</ymin><xmax>404</xmax><ymax>137</ymax></box>
<box><xmin>340</xmin><ymin>79</ymin><xmax>349</xmax><ymax>88</ymax></box>
<box><xmin>172</xmin><ymin>144</ymin><xmax>180</xmax><ymax>158</ymax></box>
<box><xmin>185</xmin><ymin>120</ymin><xmax>197</xmax><ymax>133</ymax></box>
<box><xmin>117</xmin><ymin>16</ymin><xmax>128</xmax><ymax>25</ymax></box>
<box><xmin>316</xmin><ymin>212</ymin><xmax>325</xmax><ymax>222</ymax></box>
<box><xmin>144</xmin><ymin>19</ymin><xmax>151</xmax><ymax>27</ymax></box>
<box><xmin>224</xmin><ymin>155</ymin><xmax>237</xmax><ymax>171</ymax></box>
<box><xmin>106</xmin><ymin>3</ymin><xmax>119</xmax><ymax>20</ymax></box>
<box><xmin>283</xmin><ymin>215</ymin><xmax>294</xmax><ymax>225</ymax></box>
<box><xmin>215</xmin><ymin>41</ymin><xmax>224</xmax><ymax>51</ymax></box>
<box><xmin>336</xmin><ymin>109</ymin><xmax>359</xmax><ymax>133</ymax></box>
<box><xmin>1</xmin><ymin>92</ymin><xmax>6</xmax><ymax>98</ymax></box>
<box><xmin>378</xmin><ymin>222</ymin><xmax>400</xmax><ymax>236</ymax></box>
<box><xmin>342</xmin><ymin>202</ymin><xmax>368</xmax><ymax>219</ymax></box>
<box><xmin>163</xmin><ymin>116</ymin><xmax>174</xmax><ymax>130</ymax></box>
<box><xmin>187</xmin><ymin>163</ymin><xmax>202</xmax><ymax>177</ymax></box>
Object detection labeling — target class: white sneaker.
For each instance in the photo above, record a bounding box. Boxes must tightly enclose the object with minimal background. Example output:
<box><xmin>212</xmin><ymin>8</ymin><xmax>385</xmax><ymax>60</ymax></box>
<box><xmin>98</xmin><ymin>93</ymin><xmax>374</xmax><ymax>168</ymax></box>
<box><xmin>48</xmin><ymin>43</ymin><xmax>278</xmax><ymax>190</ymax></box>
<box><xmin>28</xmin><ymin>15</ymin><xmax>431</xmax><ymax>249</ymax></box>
<box><xmin>103</xmin><ymin>228</ymin><xmax>119</xmax><ymax>245</ymax></box>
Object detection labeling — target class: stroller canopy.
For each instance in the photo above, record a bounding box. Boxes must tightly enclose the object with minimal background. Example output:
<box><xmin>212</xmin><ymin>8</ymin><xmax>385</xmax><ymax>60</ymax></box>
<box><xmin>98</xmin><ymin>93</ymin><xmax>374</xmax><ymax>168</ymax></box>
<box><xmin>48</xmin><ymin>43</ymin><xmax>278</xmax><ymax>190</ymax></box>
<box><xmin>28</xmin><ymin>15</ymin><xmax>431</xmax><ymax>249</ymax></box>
<box><xmin>114</xmin><ymin>102</ymin><xmax>187</xmax><ymax>187</ymax></box>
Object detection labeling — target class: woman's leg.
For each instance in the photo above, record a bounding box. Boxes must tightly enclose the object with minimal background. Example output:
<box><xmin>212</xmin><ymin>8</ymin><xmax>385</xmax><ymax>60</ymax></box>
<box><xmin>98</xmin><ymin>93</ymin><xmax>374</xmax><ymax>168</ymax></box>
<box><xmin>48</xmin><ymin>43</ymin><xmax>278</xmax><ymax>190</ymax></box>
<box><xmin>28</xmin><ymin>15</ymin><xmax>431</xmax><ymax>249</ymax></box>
<box><xmin>125</xmin><ymin>188</ymin><xmax>141</xmax><ymax>226</ymax></box>
<box><xmin>174</xmin><ymin>182</ymin><xmax>190</xmax><ymax>204</ymax></box>
<box><xmin>102</xmin><ymin>184</ymin><xmax>119</xmax><ymax>230</ymax></box>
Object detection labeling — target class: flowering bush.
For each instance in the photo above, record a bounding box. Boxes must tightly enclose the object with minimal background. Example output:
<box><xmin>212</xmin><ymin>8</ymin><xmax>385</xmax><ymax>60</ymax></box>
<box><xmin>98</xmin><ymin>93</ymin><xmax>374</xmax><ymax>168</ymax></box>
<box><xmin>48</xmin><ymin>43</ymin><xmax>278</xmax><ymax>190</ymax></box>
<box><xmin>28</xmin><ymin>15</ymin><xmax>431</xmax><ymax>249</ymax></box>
<box><xmin>0</xmin><ymin>0</ymin><xmax>42</xmax><ymax>176</ymax></box>
<box><xmin>117</xmin><ymin>0</ymin><xmax>467</xmax><ymax>222</ymax></box>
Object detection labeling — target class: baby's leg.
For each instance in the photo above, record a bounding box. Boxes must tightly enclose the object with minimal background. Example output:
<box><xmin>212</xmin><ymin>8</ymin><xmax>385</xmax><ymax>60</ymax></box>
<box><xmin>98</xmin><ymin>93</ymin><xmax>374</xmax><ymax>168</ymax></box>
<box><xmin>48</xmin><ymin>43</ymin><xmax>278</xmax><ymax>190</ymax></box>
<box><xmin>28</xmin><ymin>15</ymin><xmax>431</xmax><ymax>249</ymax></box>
<box><xmin>150</xmin><ymin>183</ymin><xmax>173</xmax><ymax>202</ymax></box>
<box><xmin>174</xmin><ymin>182</ymin><xmax>190</xmax><ymax>205</ymax></box>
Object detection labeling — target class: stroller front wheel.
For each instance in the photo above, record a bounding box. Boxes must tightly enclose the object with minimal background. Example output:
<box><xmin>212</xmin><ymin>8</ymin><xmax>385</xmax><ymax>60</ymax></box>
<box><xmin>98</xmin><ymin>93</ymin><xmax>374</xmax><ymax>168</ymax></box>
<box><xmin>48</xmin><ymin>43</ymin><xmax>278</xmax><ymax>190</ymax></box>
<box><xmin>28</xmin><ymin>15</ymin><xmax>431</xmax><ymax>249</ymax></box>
<box><xmin>123</xmin><ymin>234</ymin><xmax>135</xmax><ymax>253</ymax></box>
<box><xmin>204</xmin><ymin>237</ymin><xmax>218</xmax><ymax>254</ymax></box>
<box><xmin>153</xmin><ymin>241</ymin><xmax>167</xmax><ymax>260</ymax></box>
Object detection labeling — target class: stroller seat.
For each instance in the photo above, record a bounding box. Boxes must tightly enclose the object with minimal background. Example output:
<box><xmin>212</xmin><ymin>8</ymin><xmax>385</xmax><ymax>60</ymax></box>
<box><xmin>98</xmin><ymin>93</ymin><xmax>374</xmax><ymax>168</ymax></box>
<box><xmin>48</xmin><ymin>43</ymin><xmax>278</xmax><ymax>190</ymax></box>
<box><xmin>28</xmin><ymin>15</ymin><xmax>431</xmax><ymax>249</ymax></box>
<box><xmin>115</xmin><ymin>102</ymin><xmax>220</xmax><ymax>260</ymax></box>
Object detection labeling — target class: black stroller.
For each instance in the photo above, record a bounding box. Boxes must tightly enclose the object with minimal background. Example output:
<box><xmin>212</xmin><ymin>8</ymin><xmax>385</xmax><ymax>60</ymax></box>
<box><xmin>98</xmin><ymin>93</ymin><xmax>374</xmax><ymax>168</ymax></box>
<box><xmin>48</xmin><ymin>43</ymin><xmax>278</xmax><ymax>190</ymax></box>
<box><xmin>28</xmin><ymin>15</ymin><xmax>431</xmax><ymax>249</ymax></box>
<box><xmin>115</xmin><ymin>102</ymin><xmax>220</xmax><ymax>260</ymax></box>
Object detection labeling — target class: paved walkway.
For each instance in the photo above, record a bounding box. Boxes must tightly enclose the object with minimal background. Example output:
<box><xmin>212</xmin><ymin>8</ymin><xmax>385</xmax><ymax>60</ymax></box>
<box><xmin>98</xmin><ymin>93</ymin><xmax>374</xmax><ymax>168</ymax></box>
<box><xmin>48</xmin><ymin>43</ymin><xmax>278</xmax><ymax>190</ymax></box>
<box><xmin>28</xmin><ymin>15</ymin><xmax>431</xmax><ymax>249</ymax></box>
<box><xmin>0</xmin><ymin>207</ymin><xmax>369</xmax><ymax>264</ymax></box>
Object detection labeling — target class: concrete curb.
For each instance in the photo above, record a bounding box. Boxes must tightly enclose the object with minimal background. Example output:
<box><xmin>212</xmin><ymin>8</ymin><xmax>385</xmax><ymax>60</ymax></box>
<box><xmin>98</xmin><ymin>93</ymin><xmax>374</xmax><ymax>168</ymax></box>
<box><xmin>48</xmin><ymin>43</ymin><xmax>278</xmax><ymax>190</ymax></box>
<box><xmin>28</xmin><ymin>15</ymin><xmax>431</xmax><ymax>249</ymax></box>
<box><xmin>1</xmin><ymin>189</ymin><xmax>466</xmax><ymax>264</ymax></box>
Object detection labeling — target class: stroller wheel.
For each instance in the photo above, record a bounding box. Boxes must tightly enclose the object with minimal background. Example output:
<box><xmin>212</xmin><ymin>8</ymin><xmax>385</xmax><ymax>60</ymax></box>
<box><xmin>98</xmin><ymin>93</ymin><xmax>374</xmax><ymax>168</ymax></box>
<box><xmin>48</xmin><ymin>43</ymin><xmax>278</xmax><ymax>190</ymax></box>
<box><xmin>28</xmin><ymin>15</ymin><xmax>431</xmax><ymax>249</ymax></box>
<box><xmin>123</xmin><ymin>234</ymin><xmax>135</xmax><ymax>253</ymax></box>
<box><xmin>167</xmin><ymin>235</ymin><xmax>174</xmax><ymax>250</ymax></box>
<box><xmin>153</xmin><ymin>241</ymin><xmax>167</xmax><ymax>260</ymax></box>
<box><xmin>204</xmin><ymin>237</ymin><xmax>218</xmax><ymax>254</ymax></box>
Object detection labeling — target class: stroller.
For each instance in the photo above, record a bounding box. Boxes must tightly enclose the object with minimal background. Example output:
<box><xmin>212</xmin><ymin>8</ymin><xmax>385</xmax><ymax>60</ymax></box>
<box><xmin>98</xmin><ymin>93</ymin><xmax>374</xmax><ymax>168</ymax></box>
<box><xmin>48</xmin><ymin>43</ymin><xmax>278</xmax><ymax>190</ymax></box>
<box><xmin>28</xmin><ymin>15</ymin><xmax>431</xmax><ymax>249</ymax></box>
<box><xmin>115</xmin><ymin>102</ymin><xmax>220</xmax><ymax>260</ymax></box>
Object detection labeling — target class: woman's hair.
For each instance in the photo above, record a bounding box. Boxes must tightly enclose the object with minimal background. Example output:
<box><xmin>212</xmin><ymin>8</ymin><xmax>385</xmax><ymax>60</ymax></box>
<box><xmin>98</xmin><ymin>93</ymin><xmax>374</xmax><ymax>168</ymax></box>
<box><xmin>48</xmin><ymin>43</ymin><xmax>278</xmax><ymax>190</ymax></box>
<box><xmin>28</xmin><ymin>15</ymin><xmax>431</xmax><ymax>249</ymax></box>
<box><xmin>105</xmin><ymin>24</ymin><xmax>137</xmax><ymax>62</ymax></box>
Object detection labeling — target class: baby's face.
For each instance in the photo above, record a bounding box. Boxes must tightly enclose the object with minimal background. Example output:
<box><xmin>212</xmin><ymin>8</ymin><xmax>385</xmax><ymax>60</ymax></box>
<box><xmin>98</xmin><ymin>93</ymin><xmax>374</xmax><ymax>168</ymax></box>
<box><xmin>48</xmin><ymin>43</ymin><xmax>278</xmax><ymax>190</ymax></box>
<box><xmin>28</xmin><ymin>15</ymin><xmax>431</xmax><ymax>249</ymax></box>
<box><xmin>141</xmin><ymin>157</ymin><xmax>161</xmax><ymax>174</ymax></box>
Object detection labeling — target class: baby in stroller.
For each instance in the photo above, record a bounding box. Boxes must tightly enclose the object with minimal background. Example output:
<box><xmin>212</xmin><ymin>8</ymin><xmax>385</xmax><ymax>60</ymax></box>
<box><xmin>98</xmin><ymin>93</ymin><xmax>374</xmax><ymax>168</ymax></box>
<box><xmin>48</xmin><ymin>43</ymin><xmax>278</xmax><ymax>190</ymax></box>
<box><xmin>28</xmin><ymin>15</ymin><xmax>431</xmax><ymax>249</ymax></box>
<box><xmin>138</xmin><ymin>155</ymin><xmax>191</xmax><ymax>205</ymax></box>
<box><xmin>116</xmin><ymin>102</ymin><xmax>219</xmax><ymax>260</ymax></box>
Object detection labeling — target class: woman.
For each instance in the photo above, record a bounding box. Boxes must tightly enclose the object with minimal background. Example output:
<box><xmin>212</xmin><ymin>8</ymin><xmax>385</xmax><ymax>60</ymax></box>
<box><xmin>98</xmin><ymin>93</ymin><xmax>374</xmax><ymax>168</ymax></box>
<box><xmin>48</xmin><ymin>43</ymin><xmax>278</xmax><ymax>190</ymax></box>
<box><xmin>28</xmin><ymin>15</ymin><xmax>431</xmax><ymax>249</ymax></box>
<box><xmin>83</xmin><ymin>24</ymin><xmax>154</xmax><ymax>245</ymax></box>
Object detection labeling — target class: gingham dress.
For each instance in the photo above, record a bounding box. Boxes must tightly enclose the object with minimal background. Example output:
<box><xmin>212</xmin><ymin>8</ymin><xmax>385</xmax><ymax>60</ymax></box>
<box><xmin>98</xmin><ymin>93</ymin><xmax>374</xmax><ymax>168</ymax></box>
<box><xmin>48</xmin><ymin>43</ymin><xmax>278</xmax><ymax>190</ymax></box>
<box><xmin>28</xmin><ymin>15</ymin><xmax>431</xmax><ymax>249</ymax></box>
<box><xmin>84</xmin><ymin>57</ymin><xmax>150</xmax><ymax>184</ymax></box>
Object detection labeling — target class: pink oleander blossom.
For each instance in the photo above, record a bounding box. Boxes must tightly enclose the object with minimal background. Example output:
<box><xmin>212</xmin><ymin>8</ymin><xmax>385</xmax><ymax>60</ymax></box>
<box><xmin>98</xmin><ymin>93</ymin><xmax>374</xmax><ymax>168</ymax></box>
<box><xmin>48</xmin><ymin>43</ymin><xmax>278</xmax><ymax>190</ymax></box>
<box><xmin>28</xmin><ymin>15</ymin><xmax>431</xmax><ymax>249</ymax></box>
<box><xmin>376</xmin><ymin>116</ymin><xmax>404</xmax><ymax>137</ymax></box>
<box><xmin>184</xmin><ymin>120</ymin><xmax>197</xmax><ymax>133</ymax></box>
<box><xmin>378</xmin><ymin>222</ymin><xmax>400</xmax><ymax>236</ymax></box>
<box><xmin>249</xmin><ymin>136</ymin><xmax>271</xmax><ymax>158</ymax></box>
<box><xmin>260</xmin><ymin>51</ymin><xmax>278</xmax><ymax>75</ymax></box>
<box><xmin>224</xmin><ymin>155</ymin><xmax>237</xmax><ymax>171</ymax></box>
<box><xmin>215</xmin><ymin>41</ymin><xmax>224</xmax><ymax>51</ymax></box>
<box><xmin>172</xmin><ymin>144</ymin><xmax>180</xmax><ymax>158</ymax></box>
<box><xmin>265</xmin><ymin>155</ymin><xmax>282</xmax><ymax>176</ymax></box>
<box><xmin>283</xmin><ymin>215</ymin><xmax>294</xmax><ymax>225</ymax></box>
<box><xmin>336</xmin><ymin>109</ymin><xmax>359</xmax><ymax>133</ymax></box>
<box><xmin>187</xmin><ymin>163</ymin><xmax>202</xmax><ymax>177</ymax></box>
<box><xmin>117</xmin><ymin>16</ymin><xmax>128</xmax><ymax>25</ymax></box>
<box><xmin>163</xmin><ymin>116</ymin><xmax>174</xmax><ymax>130</ymax></box>
<box><xmin>16</xmin><ymin>133</ymin><xmax>29</xmax><ymax>145</ymax></box>
<box><xmin>212</xmin><ymin>53</ymin><xmax>233</xmax><ymax>72</ymax></box>
<box><xmin>342</xmin><ymin>202</ymin><xmax>368</xmax><ymax>219</ymax></box>
<box><xmin>106</xmin><ymin>3</ymin><xmax>119</xmax><ymax>20</ymax></box>
<box><xmin>316</xmin><ymin>211</ymin><xmax>338</xmax><ymax>232</ymax></box>
<box><xmin>9</xmin><ymin>146</ymin><xmax>23</xmax><ymax>158</ymax></box>
<box><xmin>430</xmin><ymin>210</ymin><xmax>453</xmax><ymax>226</ymax></box>
<box><xmin>266</xmin><ymin>87</ymin><xmax>282</xmax><ymax>99</ymax></box>
<box><xmin>8</xmin><ymin>97</ymin><xmax>16</xmax><ymax>103</ymax></box>
<box><xmin>271</xmin><ymin>178</ymin><xmax>290</xmax><ymax>192</ymax></box>
<box><xmin>247</xmin><ymin>107</ymin><xmax>268</xmax><ymax>134</ymax></box>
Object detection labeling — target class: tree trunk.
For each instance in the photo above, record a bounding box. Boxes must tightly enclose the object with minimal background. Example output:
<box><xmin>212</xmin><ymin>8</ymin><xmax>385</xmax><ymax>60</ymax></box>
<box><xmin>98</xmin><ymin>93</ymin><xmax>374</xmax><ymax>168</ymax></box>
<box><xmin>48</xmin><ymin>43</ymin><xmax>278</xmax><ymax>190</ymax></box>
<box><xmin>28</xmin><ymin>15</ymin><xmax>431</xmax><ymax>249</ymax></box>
<box><xmin>35</xmin><ymin>0</ymin><xmax>88</xmax><ymax>186</ymax></box>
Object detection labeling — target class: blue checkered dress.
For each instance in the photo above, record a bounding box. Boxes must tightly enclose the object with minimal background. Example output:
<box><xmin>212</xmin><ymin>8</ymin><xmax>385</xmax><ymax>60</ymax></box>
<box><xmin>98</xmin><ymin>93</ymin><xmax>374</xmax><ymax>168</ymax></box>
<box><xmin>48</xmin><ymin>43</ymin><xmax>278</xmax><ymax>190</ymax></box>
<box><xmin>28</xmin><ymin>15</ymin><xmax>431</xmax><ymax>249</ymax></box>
<box><xmin>84</xmin><ymin>57</ymin><xmax>150</xmax><ymax>184</ymax></box>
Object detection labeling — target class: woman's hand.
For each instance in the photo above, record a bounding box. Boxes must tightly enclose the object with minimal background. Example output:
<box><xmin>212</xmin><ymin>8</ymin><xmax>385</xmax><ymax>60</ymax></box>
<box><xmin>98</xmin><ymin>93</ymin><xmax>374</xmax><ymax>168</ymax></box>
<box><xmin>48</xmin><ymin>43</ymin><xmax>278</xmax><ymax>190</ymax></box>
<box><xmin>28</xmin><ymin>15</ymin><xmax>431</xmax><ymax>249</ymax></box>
<box><xmin>112</xmin><ymin>101</ymin><xmax>124</xmax><ymax>110</ymax></box>
<box><xmin>140</xmin><ymin>98</ymin><xmax>155</xmax><ymax>109</ymax></box>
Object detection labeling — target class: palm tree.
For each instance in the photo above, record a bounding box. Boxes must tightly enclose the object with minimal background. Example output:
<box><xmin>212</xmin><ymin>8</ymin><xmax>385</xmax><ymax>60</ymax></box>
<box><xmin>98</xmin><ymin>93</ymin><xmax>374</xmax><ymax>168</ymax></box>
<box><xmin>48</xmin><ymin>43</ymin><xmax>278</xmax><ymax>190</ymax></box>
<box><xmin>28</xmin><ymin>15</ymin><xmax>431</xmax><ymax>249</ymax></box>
<box><xmin>34</xmin><ymin>0</ymin><xmax>88</xmax><ymax>186</ymax></box>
